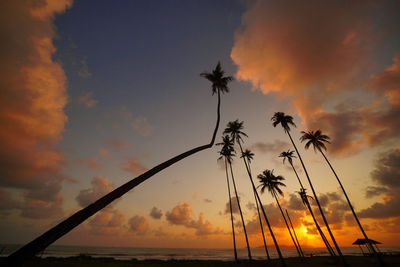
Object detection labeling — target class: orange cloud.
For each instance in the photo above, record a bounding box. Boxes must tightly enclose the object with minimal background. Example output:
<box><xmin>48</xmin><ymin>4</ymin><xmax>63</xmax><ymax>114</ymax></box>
<box><xmin>0</xmin><ymin>0</ymin><xmax>72</xmax><ymax>218</ymax></box>
<box><xmin>121</xmin><ymin>158</ymin><xmax>148</xmax><ymax>176</ymax></box>
<box><xmin>76</xmin><ymin>176</ymin><xmax>114</xmax><ymax>207</ymax></box>
<box><xmin>231</xmin><ymin>0</ymin><xmax>400</xmax><ymax>155</ymax></box>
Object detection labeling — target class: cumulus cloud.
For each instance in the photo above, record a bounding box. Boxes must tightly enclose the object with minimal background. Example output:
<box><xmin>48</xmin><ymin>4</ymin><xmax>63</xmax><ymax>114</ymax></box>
<box><xmin>105</xmin><ymin>139</ymin><xmax>130</xmax><ymax>151</ymax></box>
<box><xmin>224</xmin><ymin>196</ymin><xmax>240</xmax><ymax>215</ymax></box>
<box><xmin>149</xmin><ymin>207</ymin><xmax>163</xmax><ymax>219</ymax></box>
<box><xmin>119</xmin><ymin>107</ymin><xmax>154</xmax><ymax>137</ymax></box>
<box><xmin>0</xmin><ymin>0</ymin><xmax>72</xmax><ymax>218</ymax></box>
<box><xmin>77</xmin><ymin>91</ymin><xmax>98</xmax><ymax>108</ymax></box>
<box><xmin>250</xmin><ymin>140</ymin><xmax>290</xmax><ymax>155</ymax></box>
<box><xmin>121</xmin><ymin>158</ymin><xmax>148</xmax><ymax>176</ymax></box>
<box><xmin>88</xmin><ymin>209</ymin><xmax>125</xmax><ymax>235</ymax></box>
<box><xmin>77</xmin><ymin>157</ymin><xmax>103</xmax><ymax>170</ymax></box>
<box><xmin>76</xmin><ymin>176</ymin><xmax>114</xmax><ymax>207</ymax></box>
<box><xmin>166</xmin><ymin>202</ymin><xmax>220</xmax><ymax>236</ymax></box>
<box><xmin>77</xmin><ymin>56</ymin><xmax>92</xmax><ymax>78</ymax></box>
<box><xmin>128</xmin><ymin>215</ymin><xmax>149</xmax><ymax>234</ymax></box>
<box><xmin>231</xmin><ymin>0</ymin><xmax>400</xmax><ymax>156</ymax></box>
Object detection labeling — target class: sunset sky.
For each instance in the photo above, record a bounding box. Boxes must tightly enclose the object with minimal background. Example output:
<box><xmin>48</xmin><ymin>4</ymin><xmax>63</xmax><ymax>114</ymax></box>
<box><xmin>1</xmin><ymin>0</ymin><xmax>400</xmax><ymax>251</ymax></box>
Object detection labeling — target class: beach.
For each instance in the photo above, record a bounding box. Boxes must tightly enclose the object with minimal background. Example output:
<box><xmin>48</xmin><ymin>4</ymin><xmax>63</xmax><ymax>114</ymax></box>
<box><xmin>2</xmin><ymin>255</ymin><xmax>399</xmax><ymax>267</ymax></box>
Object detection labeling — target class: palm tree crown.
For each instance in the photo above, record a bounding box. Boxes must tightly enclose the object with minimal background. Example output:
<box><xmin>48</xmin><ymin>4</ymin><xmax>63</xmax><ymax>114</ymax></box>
<box><xmin>300</xmin><ymin>130</ymin><xmax>330</xmax><ymax>152</ymax></box>
<box><xmin>223</xmin><ymin>119</ymin><xmax>248</xmax><ymax>144</ymax></box>
<box><xmin>241</xmin><ymin>149</ymin><xmax>254</xmax><ymax>163</ymax></box>
<box><xmin>271</xmin><ymin>112</ymin><xmax>296</xmax><ymax>133</ymax></box>
<box><xmin>258</xmin><ymin>169</ymin><xmax>286</xmax><ymax>196</ymax></box>
<box><xmin>216</xmin><ymin>135</ymin><xmax>235</xmax><ymax>163</ymax></box>
<box><xmin>279</xmin><ymin>149</ymin><xmax>296</xmax><ymax>165</ymax></box>
<box><xmin>200</xmin><ymin>62</ymin><xmax>233</xmax><ymax>95</ymax></box>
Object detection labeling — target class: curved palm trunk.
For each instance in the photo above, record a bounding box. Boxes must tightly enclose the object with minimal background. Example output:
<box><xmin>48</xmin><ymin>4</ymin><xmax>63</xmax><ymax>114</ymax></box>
<box><xmin>273</xmin><ymin>192</ymin><xmax>302</xmax><ymax>258</ymax></box>
<box><xmin>318</xmin><ymin>148</ymin><xmax>383</xmax><ymax>265</ymax></box>
<box><xmin>8</xmin><ymin>90</ymin><xmax>223</xmax><ymax>263</ymax></box>
<box><xmin>229</xmin><ymin>163</ymin><xmax>252</xmax><ymax>260</ymax></box>
<box><xmin>290</xmin><ymin>162</ymin><xmax>335</xmax><ymax>256</ymax></box>
<box><xmin>237</xmin><ymin>141</ymin><xmax>286</xmax><ymax>266</ymax></box>
<box><xmin>285</xmin><ymin>209</ymin><xmax>304</xmax><ymax>257</ymax></box>
<box><xmin>225</xmin><ymin>158</ymin><xmax>238</xmax><ymax>261</ymax></box>
<box><xmin>286</xmin><ymin>131</ymin><xmax>347</xmax><ymax>266</ymax></box>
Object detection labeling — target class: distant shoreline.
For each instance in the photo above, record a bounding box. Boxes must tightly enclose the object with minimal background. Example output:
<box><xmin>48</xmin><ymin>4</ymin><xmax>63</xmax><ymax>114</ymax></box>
<box><xmin>2</xmin><ymin>254</ymin><xmax>400</xmax><ymax>266</ymax></box>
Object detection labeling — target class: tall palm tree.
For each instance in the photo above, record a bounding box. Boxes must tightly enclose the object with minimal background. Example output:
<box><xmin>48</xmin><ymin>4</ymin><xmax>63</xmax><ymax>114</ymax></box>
<box><xmin>300</xmin><ymin>130</ymin><xmax>382</xmax><ymax>263</ymax></box>
<box><xmin>279</xmin><ymin>150</ymin><xmax>335</xmax><ymax>256</ymax></box>
<box><xmin>285</xmin><ymin>209</ymin><xmax>304</xmax><ymax>258</ymax></box>
<box><xmin>224</xmin><ymin>120</ymin><xmax>286</xmax><ymax>266</ymax></box>
<box><xmin>8</xmin><ymin>62</ymin><xmax>233</xmax><ymax>263</ymax></box>
<box><xmin>217</xmin><ymin>135</ymin><xmax>238</xmax><ymax>261</ymax></box>
<box><xmin>258</xmin><ymin>170</ymin><xmax>303</xmax><ymax>258</ymax></box>
<box><xmin>271</xmin><ymin>112</ymin><xmax>347</xmax><ymax>266</ymax></box>
<box><xmin>241</xmin><ymin>149</ymin><xmax>270</xmax><ymax>260</ymax></box>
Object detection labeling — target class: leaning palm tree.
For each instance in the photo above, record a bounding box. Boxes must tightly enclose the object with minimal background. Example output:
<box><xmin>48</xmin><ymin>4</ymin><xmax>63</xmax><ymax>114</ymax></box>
<box><xmin>217</xmin><ymin>135</ymin><xmax>238</xmax><ymax>261</ymax></box>
<box><xmin>300</xmin><ymin>130</ymin><xmax>382</xmax><ymax>262</ymax></box>
<box><xmin>271</xmin><ymin>112</ymin><xmax>346</xmax><ymax>266</ymax></box>
<box><xmin>241</xmin><ymin>149</ymin><xmax>270</xmax><ymax>260</ymax></box>
<box><xmin>279</xmin><ymin>150</ymin><xmax>335</xmax><ymax>256</ymax></box>
<box><xmin>258</xmin><ymin>169</ymin><xmax>303</xmax><ymax>258</ymax></box>
<box><xmin>8</xmin><ymin>62</ymin><xmax>233</xmax><ymax>263</ymax></box>
<box><xmin>225</xmin><ymin>120</ymin><xmax>285</xmax><ymax>266</ymax></box>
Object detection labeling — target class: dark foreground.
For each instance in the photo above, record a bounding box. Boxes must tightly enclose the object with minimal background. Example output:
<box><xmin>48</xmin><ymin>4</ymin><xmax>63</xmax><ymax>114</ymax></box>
<box><xmin>2</xmin><ymin>255</ymin><xmax>400</xmax><ymax>267</ymax></box>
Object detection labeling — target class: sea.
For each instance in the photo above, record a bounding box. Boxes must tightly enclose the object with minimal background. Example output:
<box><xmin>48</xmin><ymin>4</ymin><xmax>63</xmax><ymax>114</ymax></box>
<box><xmin>1</xmin><ymin>245</ymin><xmax>399</xmax><ymax>261</ymax></box>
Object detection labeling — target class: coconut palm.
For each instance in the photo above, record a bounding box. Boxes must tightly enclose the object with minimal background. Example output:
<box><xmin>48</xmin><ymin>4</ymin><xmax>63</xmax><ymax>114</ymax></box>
<box><xmin>271</xmin><ymin>112</ymin><xmax>346</xmax><ymax>265</ymax></box>
<box><xmin>279</xmin><ymin>150</ymin><xmax>335</xmax><ymax>256</ymax></box>
<box><xmin>8</xmin><ymin>62</ymin><xmax>233</xmax><ymax>263</ymax></box>
<box><xmin>241</xmin><ymin>149</ymin><xmax>270</xmax><ymax>260</ymax></box>
<box><xmin>298</xmin><ymin>188</ymin><xmax>336</xmax><ymax>256</ymax></box>
<box><xmin>217</xmin><ymin>135</ymin><xmax>238</xmax><ymax>260</ymax></box>
<box><xmin>285</xmin><ymin>209</ymin><xmax>304</xmax><ymax>258</ymax></box>
<box><xmin>225</xmin><ymin>120</ymin><xmax>285</xmax><ymax>266</ymax></box>
<box><xmin>258</xmin><ymin>170</ymin><xmax>303</xmax><ymax>258</ymax></box>
<box><xmin>300</xmin><ymin>130</ymin><xmax>381</xmax><ymax>261</ymax></box>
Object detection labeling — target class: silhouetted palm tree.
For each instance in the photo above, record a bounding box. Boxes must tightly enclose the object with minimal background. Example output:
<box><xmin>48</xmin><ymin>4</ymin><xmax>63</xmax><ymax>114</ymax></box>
<box><xmin>258</xmin><ymin>169</ymin><xmax>303</xmax><ymax>258</ymax></box>
<box><xmin>241</xmin><ymin>149</ymin><xmax>270</xmax><ymax>260</ymax></box>
<box><xmin>225</xmin><ymin>120</ymin><xmax>285</xmax><ymax>266</ymax></box>
<box><xmin>217</xmin><ymin>135</ymin><xmax>238</xmax><ymax>261</ymax></box>
<box><xmin>300</xmin><ymin>130</ymin><xmax>381</xmax><ymax>262</ymax></box>
<box><xmin>298</xmin><ymin>188</ymin><xmax>336</xmax><ymax>256</ymax></box>
<box><xmin>279</xmin><ymin>150</ymin><xmax>335</xmax><ymax>256</ymax></box>
<box><xmin>285</xmin><ymin>209</ymin><xmax>304</xmax><ymax>257</ymax></box>
<box><xmin>271</xmin><ymin>112</ymin><xmax>346</xmax><ymax>265</ymax></box>
<box><xmin>8</xmin><ymin>62</ymin><xmax>233</xmax><ymax>263</ymax></box>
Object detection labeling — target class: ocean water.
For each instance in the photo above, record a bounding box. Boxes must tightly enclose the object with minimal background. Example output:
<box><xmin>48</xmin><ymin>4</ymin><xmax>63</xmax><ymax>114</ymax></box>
<box><xmin>1</xmin><ymin>245</ymin><xmax>399</xmax><ymax>261</ymax></box>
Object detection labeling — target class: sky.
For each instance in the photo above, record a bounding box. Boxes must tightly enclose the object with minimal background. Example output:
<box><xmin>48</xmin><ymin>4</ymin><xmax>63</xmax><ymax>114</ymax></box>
<box><xmin>1</xmin><ymin>0</ymin><xmax>400</xmax><ymax>251</ymax></box>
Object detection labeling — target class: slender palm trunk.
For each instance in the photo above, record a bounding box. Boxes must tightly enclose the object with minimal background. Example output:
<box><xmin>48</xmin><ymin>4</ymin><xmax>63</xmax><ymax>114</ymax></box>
<box><xmin>318</xmin><ymin>148</ymin><xmax>384</xmax><ymax>265</ymax></box>
<box><xmin>285</xmin><ymin>209</ymin><xmax>304</xmax><ymax>257</ymax></box>
<box><xmin>290</xmin><ymin>162</ymin><xmax>335</xmax><ymax>256</ymax></box>
<box><xmin>225</xmin><ymin>158</ymin><xmax>238</xmax><ymax>261</ymax></box>
<box><xmin>247</xmin><ymin>159</ymin><xmax>270</xmax><ymax>260</ymax></box>
<box><xmin>273</xmin><ymin>192</ymin><xmax>302</xmax><ymax>258</ymax></box>
<box><xmin>8</xmin><ymin>90</ymin><xmax>223</xmax><ymax>263</ymax></box>
<box><xmin>286</xmin><ymin>131</ymin><xmax>347</xmax><ymax>266</ymax></box>
<box><xmin>237</xmin><ymin>141</ymin><xmax>286</xmax><ymax>266</ymax></box>
<box><xmin>253</xmin><ymin>189</ymin><xmax>270</xmax><ymax>260</ymax></box>
<box><xmin>229</xmin><ymin>163</ymin><xmax>252</xmax><ymax>260</ymax></box>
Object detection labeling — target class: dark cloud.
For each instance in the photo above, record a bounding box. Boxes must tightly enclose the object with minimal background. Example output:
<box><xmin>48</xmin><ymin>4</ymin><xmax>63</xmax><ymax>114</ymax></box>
<box><xmin>359</xmin><ymin>148</ymin><xmax>400</xmax><ymax>218</ymax></box>
<box><xmin>76</xmin><ymin>176</ymin><xmax>114</xmax><ymax>207</ymax></box>
<box><xmin>149</xmin><ymin>207</ymin><xmax>163</xmax><ymax>219</ymax></box>
<box><xmin>203</xmin><ymin>198</ymin><xmax>212</xmax><ymax>203</ymax></box>
<box><xmin>224</xmin><ymin>196</ymin><xmax>240</xmax><ymax>214</ymax></box>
